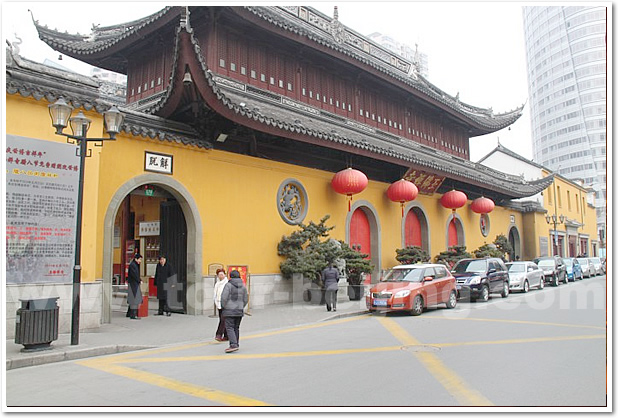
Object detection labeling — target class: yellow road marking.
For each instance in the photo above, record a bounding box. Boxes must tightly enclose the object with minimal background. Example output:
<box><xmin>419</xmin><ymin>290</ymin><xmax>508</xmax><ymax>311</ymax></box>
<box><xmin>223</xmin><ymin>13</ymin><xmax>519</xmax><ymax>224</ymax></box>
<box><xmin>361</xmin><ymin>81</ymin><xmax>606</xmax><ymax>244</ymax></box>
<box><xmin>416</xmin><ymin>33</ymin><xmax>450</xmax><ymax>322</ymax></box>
<box><xmin>435</xmin><ymin>334</ymin><xmax>605</xmax><ymax>348</ymax></box>
<box><xmin>376</xmin><ymin>316</ymin><xmax>493</xmax><ymax>406</ymax></box>
<box><xmin>78</xmin><ymin>360</ymin><xmax>271</xmax><ymax>406</ymax></box>
<box><xmin>113</xmin><ymin>345</ymin><xmax>402</xmax><ymax>364</ymax></box>
<box><xmin>429</xmin><ymin>316</ymin><xmax>606</xmax><ymax>330</ymax></box>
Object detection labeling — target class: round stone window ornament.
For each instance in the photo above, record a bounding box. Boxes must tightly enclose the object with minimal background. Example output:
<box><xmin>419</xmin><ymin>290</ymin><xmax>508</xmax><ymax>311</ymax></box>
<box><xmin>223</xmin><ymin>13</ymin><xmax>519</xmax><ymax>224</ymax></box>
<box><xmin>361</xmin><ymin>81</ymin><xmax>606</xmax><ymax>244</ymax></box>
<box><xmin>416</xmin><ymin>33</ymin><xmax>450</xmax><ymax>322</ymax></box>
<box><xmin>277</xmin><ymin>179</ymin><xmax>308</xmax><ymax>225</ymax></box>
<box><xmin>480</xmin><ymin>213</ymin><xmax>490</xmax><ymax>237</ymax></box>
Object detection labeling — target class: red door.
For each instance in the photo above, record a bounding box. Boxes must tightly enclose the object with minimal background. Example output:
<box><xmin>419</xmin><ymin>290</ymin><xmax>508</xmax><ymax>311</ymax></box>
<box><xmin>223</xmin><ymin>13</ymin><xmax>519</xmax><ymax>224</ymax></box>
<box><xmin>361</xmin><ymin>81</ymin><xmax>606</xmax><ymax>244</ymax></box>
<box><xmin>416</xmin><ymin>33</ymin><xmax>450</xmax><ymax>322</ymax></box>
<box><xmin>404</xmin><ymin>210</ymin><xmax>422</xmax><ymax>247</ymax></box>
<box><xmin>448</xmin><ymin>219</ymin><xmax>458</xmax><ymax>248</ymax></box>
<box><xmin>350</xmin><ymin>208</ymin><xmax>371</xmax><ymax>284</ymax></box>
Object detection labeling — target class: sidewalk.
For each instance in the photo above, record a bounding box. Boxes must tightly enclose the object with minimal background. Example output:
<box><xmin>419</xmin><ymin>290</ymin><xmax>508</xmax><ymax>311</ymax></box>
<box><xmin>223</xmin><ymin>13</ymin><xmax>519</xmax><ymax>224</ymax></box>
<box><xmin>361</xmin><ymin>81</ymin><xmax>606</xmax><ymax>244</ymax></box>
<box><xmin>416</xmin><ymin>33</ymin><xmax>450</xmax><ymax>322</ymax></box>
<box><xmin>6</xmin><ymin>298</ymin><xmax>368</xmax><ymax>370</ymax></box>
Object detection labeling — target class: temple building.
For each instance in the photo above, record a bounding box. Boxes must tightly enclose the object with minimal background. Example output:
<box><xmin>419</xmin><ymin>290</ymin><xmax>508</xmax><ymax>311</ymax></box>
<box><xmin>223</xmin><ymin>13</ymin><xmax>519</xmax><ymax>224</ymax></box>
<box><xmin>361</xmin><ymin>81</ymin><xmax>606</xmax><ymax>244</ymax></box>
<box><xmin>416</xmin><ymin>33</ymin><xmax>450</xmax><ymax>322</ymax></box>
<box><xmin>5</xmin><ymin>6</ymin><xmax>598</xmax><ymax>335</ymax></box>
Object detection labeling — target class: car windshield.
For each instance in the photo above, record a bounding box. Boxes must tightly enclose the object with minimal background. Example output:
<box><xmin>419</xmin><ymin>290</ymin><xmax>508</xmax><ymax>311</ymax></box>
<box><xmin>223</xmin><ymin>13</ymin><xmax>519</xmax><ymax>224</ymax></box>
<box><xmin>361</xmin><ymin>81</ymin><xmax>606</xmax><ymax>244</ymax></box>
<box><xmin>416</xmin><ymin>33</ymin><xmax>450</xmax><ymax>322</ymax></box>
<box><xmin>537</xmin><ymin>260</ymin><xmax>555</xmax><ymax>268</ymax></box>
<box><xmin>564</xmin><ymin>259</ymin><xmax>573</xmax><ymax>267</ymax></box>
<box><xmin>507</xmin><ymin>263</ymin><xmax>525</xmax><ymax>273</ymax></box>
<box><xmin>453</xmin><ymin>260</ymin><xmax>487</xmax><ymax>273</ymax></box>
<box><xmin>578</xmin><ymin>258</ymin><xmax>589</xmax><ymax>265</ymax></box>
<box><xmin>381</xmin><ymin>268</ymin><xmax>424</xmax><ymax>283</ymax></box>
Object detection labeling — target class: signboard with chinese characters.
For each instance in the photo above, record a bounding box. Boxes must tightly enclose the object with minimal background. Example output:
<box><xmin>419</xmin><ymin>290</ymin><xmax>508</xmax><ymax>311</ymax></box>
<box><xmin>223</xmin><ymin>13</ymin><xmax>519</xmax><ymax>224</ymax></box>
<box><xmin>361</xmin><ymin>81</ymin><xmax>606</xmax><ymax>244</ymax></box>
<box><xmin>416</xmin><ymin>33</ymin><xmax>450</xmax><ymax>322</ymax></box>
<box><xmin>145</xmin><ymin>151</ymin><xmax>173</xmax><ymax>174</ymax></box>
<box><xmin>6</xmin><ymin>135</ymin><xmax>79</xmax><ymax>283</ymax></box>
<box><xmin>139</xmin><ymin>221</ymin><xmax>160</xmax><ymax>236</ymax></box>
<box><xmin>403</xmin><ymin>169</ymin><xmax>445</xmax><ymax>195</ymax></box>
<box><xmin>227</xmin><ymin>265</ymin><xmax>249</xmax><ymax>287</ymax></box>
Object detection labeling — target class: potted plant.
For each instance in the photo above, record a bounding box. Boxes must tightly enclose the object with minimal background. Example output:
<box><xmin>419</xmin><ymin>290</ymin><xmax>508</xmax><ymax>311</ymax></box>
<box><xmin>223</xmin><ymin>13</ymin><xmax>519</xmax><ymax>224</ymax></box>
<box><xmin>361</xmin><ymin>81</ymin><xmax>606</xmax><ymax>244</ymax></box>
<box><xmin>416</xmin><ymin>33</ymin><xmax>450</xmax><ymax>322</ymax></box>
<box><xmin>395</xmin><ymin>245</ymin><xmax>430</xmax><ymax>265</ymax></box>
<box><xmin>338</xmin><ymin>241</ymin><xmax>373</xmax><ymax>300</ymax></box>
<box><xmin>277</xmin><ymin>215</ymin><xmax>342</xmax><ymax>304</ymax></box>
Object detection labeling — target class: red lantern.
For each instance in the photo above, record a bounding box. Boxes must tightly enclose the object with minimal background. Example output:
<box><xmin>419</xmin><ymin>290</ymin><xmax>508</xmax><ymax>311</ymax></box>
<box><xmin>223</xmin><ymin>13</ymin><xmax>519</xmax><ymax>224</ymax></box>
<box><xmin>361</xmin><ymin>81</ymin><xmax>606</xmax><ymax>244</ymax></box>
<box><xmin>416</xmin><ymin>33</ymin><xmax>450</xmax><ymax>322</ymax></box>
<box><xmin>470</xmin><ymin>197</ymin><xmax>495</xmax><ymax>214</ymax></box>
<box><xmin>331</xmin><ymin>168</ymin><xmax>368</xmax><ymax>211</ymax></box>
<box><xmin>387</xmin><ymin>179</ymin><xmax>418</xmax><ymax>217</ymax></box>
<box><xmin>440</xmin><ymin>190</ymin><xmax>467</xmax><ymax>213</ymax></box>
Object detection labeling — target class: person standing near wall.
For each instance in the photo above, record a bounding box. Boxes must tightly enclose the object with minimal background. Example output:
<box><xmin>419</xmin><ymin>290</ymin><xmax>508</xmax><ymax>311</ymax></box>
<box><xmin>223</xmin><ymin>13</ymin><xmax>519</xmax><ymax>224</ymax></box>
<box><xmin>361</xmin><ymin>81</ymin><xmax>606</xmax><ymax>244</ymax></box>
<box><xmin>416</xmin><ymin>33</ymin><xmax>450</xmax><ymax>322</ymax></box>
<box><xmin>322</xmin><ymin>263</ymin><xmax>340</xmax><ymax>312</ymax></box>
<box><xmin>213</xmin><ymin>268</ymin><xmax>229</xmax><ymax>341</ymax></box>
<box><xmin>220</xmin><ymin>270</ymin><xmax>248</xmax><ymax>353</ymax></box>
<box><xmin>154</xmin><ymin>255</ymin><xmax>175</xmax><ymax>316</ymax></box>
<box><xmin>127</xmin><ymin>254</ymin><xmax>143</xmax><ymax>320</ymax></box>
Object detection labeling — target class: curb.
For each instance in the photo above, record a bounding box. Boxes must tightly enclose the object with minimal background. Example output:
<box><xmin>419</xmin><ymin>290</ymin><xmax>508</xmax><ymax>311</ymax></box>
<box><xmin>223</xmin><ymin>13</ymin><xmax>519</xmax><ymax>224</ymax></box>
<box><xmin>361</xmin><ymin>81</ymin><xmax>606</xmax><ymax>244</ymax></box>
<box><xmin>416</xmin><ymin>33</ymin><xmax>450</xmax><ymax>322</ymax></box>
<box><xmin>6</xmin><ymin>345</ymin><xmax>153</xmax><ymax>371</ymax></box>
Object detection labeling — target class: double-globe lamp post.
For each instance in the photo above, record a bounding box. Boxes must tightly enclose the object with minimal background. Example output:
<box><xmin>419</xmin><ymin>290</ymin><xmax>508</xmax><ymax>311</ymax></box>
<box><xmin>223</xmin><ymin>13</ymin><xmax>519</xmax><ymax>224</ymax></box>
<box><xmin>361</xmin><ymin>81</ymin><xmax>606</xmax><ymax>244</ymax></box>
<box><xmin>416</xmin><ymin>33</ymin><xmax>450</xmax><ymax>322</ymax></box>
<box><xmin>48</xmin><ymin>98</ymin><xmax>124</xmax><ymax>345</ymax></box>
<box><xmin>545</xmin><ymin>213</ymin><xmax>565</xmax><ymax>257</ymax></box>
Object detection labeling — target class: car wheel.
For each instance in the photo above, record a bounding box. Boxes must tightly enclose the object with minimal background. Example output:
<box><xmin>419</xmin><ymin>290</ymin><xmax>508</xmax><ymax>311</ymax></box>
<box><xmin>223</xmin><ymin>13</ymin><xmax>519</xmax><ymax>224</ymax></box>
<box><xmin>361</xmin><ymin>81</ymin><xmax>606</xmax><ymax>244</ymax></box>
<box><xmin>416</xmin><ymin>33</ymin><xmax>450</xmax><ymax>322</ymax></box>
<box><xmin>480</xmin><ymin>285</ymin><xmax>490</xmax><ymax>302</ymax></box>
<box><xmin>501</xmin><ymin>281</ymin><xmax>509</xmax><ymax>298</ymax></box>
<box><xmin>523</xmin><ymin>280</ymin><xmax>529</xmax><ymax>293</ymax></box>
<box><xmin>446</xmin><ymin>290</ymin><xmax>457</xmax><ymax>309</ymax></box>
<box><xmin>563</xmin><ymin>274</ymin><xmax>569</xmax><ymax>284</ymax></box>
<box><xmin>411</xmin><ymin>295</ymin><xmax>423</xmax><ymax>316</ymax></box>
<box><xmin>552</xmin><ymin>275</ymin><xmax>559</xmax><ymax>286</ymax></box>
<box><xmin>539</xmin><ymin>277</ymin><xmax>545</xmax><ymax>289</ymax></box>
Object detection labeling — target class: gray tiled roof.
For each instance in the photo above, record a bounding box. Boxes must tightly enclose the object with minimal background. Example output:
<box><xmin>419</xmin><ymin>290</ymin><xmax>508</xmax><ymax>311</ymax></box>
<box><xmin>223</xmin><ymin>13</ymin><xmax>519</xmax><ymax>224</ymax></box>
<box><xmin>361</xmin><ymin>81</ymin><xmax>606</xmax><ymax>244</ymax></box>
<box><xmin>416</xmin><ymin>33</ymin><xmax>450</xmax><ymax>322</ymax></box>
<box><xmin>33</xmin><ymin>6</ymin><xmax>523</xmax><ymax>133</ymax></box>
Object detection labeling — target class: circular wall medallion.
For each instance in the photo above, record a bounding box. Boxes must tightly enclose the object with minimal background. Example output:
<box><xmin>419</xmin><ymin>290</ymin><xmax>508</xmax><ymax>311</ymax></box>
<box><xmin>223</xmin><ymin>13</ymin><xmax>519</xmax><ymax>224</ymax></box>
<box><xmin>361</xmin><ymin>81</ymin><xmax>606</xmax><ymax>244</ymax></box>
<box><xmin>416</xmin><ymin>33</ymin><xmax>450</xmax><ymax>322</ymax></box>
<box><xmin>480</xmin><ymin>213</ymin><xmax>490</xmax><ymax>237</ymax></box>
<box><xmin>277</xmin><ymin>179</ymin><xmax>308</xmax><ymax>225</ymax></box>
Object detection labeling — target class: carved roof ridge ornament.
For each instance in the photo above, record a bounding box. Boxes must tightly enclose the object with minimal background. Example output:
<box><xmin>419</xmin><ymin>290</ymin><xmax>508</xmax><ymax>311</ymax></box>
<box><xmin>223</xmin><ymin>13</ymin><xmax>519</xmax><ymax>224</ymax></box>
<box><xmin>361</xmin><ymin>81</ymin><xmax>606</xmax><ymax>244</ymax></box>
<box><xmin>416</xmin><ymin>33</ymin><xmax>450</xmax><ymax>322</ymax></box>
<box><xmin>330</xmin><ymin>6</ymin><xmax>347</xmax><ymax>44</ymax></box>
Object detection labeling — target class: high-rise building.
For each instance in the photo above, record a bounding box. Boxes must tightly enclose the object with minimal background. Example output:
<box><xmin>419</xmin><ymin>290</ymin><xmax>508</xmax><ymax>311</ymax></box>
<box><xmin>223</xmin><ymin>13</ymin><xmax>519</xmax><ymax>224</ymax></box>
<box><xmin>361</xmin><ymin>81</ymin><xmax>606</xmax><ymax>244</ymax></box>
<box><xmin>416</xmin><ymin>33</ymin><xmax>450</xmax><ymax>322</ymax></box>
<box><xmin>522</xmin><ymin>6</ymin><xmax>607</xmax><ymax>251</ymax></box>
<box><xmin>367</xmin><ymin>32</ymin><xmax>429</xmax><ymax>78</ymax></box>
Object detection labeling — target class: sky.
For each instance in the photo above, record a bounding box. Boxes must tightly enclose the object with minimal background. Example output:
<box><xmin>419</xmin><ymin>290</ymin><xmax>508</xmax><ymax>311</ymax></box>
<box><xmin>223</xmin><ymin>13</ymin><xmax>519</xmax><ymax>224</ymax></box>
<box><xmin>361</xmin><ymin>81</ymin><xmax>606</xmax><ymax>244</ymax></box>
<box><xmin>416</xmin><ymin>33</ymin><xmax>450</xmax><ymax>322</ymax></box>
<box><xmin>2</xmin><ymin>1</ymin><xmax>534</xmax><ymax>161</ymax></box>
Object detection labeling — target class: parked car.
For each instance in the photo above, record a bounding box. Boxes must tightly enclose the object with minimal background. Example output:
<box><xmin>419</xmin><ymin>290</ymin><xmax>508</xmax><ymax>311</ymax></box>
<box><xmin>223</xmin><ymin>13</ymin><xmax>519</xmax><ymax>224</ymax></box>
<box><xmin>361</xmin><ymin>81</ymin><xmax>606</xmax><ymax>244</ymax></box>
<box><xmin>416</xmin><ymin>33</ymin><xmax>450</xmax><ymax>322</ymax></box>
<box><xmin>366</xmin><ymin>264</ymin><xmax>457</xmax><ymax>316</ymax></box>
<box><xmin>589</xmin><ymin>257</ymin><xmax>604</xmax><ymax>276</ymax></box>
<box><xmin>506</xmin><ymin>261</ymin><xmax>545</xmax><ymax>292</ymax></box>
<box><xmin>577</xmin><ymin>257</ymin><xmax>593</xmax><ymax>278</ymax></box>
<box><xmin>534</xmin><ymin>256</ymin><xmax>567</xmax><ymax>286</ymax></box>
<box><xmin>563</xmin><ymin>258</ymin><xmax>584</xmax><ymax>281</ymax></box>
<box><xmin>452</xmin><ymin>258</ymin><xmax>509</xmax><ymax>302</ymax></box>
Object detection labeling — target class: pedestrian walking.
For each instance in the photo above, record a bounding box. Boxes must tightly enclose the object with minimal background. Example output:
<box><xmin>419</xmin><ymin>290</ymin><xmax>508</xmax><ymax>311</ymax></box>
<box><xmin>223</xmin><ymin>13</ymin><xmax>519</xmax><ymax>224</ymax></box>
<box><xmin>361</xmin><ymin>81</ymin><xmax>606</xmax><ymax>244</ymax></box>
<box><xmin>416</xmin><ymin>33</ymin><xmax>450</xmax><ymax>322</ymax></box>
<box><xmin>213</xmin><ymin>268</ymin><xmax>229</xmax><ymax>341</ymax></box>
<box><xmin>154</xmin><ymin>255</ymin><xmax>175</xmax><ymax>316</ymax></box>
<box><xmin>126</xmin><ymin>253</ymin><xmax>143</xmax><ymax>320</ymax></box>
<box><xmin>322</xmin><ymin>263</ymin><xmax>340</xmax><ymax>312</ymax></box>
<box><xmin>220</xmin><ymin>270</ymin><xmax>248</xmax><ymax>353</ymax></box>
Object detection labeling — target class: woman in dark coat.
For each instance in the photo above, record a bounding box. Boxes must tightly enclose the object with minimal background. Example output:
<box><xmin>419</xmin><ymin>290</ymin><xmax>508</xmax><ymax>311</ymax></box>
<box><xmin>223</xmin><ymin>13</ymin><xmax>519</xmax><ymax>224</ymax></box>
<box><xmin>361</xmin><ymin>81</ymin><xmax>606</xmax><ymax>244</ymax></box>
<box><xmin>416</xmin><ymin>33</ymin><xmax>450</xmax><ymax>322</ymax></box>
<box><xmin>322</xmin><ymin>263</ymin><xmax>340</xmax><ymax>312</ymax></box>
<box><xmin>154</xmin><ymin>255</ymin><xmax>175</xmax><ymax>316</ymax></box>
<box><xmin>127</xmin><ymin>254</ymin><xmax>143</xmax><ymax>320</ymax></box>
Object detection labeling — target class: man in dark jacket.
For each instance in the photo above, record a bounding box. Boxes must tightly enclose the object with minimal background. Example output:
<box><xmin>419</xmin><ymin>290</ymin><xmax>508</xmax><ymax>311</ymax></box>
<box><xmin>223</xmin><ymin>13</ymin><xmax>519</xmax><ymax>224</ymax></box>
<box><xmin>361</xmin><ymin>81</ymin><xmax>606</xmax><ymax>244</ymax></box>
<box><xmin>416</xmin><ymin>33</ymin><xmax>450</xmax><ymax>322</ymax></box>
<box><xmin>220</xmin><ymin>270</ymin><xmax>249</xmax><ymax>353</ymax></box>
<box><xmin>126</xmin><ymin>254</ymin><xmax>143</xmax><ymax>320</ymax></box>
<box><xmin>154</xmin><ymin>255</ymin><xmax>175</xmax><ymax>316</ymax></box>
<box><xmin>322</xmin><ymin>263</ymin><xmax>340</xmax><ymax>312</ymax></box>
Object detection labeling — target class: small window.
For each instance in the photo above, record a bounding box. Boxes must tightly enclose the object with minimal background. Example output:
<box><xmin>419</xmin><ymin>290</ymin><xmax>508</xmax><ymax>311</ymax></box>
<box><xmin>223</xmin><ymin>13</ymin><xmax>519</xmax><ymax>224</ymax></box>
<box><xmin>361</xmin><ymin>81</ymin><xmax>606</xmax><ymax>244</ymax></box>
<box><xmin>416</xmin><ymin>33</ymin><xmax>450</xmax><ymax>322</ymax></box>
<box><xmin>261</xmin><ymin>74</ymin><xmax>266</xmax><ymax>82</ymax></box>
<box><xmin>316</xmin><ymin>93</ymin><xmax>320</xmax><ymax>100</ymax></box>
<box><xmin>348</xmin><ymin>104</ymin><xmax>352</xmax><ymax>111</ymax></box>
<box><xmin>302</xmin><ymin>88</ymin><xmax>306</xmax><ymax>96</ymax></box>
<box><xmin>144</xmin><ymin>83</ymin><xmax>148</xmax><ymax>91</ymax></box>
<box><xmin>230</xmin><ymin>63</ymin><xmax>236</xmax><ymax>72</ymax></box>
<box><xmin>378</xmin><ymin>116</ymin><xmax>382</xmax><ymax>122</ymax></box>
<box><xmin>323</xmin><ymin>96</ymin><xmax>327</xmax><ymax>103</ymax></box>
<box><xmin>359</xmin><ymin>109</ymin><xmax>363</xmax><ymax>116</ymax></box>
<box><xmin>270</xmin><ymin>77</ymin><xmax>275</xmax><ymax>85</ymax></box>
<box><xmin>251</xmin><ymin>70</ymin><xmax>257</xmax><ymax>79</ymax></box>
<box><xmin>151</xmin><ymin>80</ymin><xmax>154</xmax><ymax>88</ymax></box>
<box><xmin>137</xmin><ymin>86</ymin><xmax>141</xmax><ymax>93</ymax></box>
<box><xmin>330</xmin><ymin>98</ymin><xmax>333</xmax><ymax>105</ymax></box>
<box><xmin>309</xmin><ymin>91</ymin><xmax>313</xmax><ymax>98</ymax></box>
<box><xmin>131</xmin><ymin>88</ymin><xmax>135</xmax><ymax>96</ymax></box>
<box><xmin>288</xmin><ymin>82</ymin><xmax>293</xmax><ymax>91</ymax></box>
<box><xmin>241</xmin><ymin>66</ymin><xmax>246</xmax><ymax>75</ymax></box>
<box><xmin>279</xmin><ymin>80</ymin><xmax>284</xmax><ymax>88</ymax></box>
<box><xmin>219</xmin><ymin>59</ymin><xmax>225</xmax><ymax>68</ymax></box>
<box><xmin>336</xmin><ymin>100</ymin><xmax>340</xmax><ymax>107</ymax></box>
<box><xmin>157</xmin><ymin>77</ymin><xmax>162</xmax><ymax>85</ymax></box>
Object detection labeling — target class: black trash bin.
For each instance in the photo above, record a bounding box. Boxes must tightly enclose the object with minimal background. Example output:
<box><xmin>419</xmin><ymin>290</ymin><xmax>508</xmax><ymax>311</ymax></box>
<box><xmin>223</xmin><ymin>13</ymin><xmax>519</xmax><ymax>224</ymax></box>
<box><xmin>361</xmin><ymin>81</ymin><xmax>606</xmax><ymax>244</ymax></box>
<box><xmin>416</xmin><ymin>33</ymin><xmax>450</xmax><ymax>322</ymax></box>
<box><xmin>15</xmin><ymin>297</ymin><xmax>60</xmax><ymax>352</ymax></box>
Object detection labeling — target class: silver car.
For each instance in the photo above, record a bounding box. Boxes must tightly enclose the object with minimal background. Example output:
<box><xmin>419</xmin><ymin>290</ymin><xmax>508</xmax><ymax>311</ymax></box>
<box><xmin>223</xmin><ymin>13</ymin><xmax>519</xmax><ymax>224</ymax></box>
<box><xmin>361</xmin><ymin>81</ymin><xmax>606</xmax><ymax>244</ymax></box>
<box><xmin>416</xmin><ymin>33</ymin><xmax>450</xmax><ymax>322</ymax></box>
<box><xmin>506</xmin><ymin>261</ymin><xmax>545</xmax><ymax>293</ymax></box>
<box><xmin>577</xmin><ymin>257</ymin><xmax>593</xmax><ymax>278</ymax></box>
<box><xmin>589</xmin><ymin>257</ymin><xmax>603</xmax><ymax>276</ymax></box>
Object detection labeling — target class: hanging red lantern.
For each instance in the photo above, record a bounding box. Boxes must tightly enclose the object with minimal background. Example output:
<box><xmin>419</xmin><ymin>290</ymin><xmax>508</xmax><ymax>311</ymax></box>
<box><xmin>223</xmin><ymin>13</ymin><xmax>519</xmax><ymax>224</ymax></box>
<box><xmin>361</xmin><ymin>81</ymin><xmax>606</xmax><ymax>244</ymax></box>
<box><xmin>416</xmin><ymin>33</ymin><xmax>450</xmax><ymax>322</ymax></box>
<box><xmin>470</xmin><ymin>196</ymin><xmax>495</xmax><ymax>214</ymax></box>
<box><xmin>387</xmin><ymin>179</ymin><xmax>418</xmax><ymax>217</ymax></box>
<box><xmin>440</xmin><ymin>189</ymin><xmax>467</xmax><ymax>213</ymax></box>
<box><xmin>331</xmin><ymin>168</ymin><xmax>368</xmax><ymax>211</ymax></box>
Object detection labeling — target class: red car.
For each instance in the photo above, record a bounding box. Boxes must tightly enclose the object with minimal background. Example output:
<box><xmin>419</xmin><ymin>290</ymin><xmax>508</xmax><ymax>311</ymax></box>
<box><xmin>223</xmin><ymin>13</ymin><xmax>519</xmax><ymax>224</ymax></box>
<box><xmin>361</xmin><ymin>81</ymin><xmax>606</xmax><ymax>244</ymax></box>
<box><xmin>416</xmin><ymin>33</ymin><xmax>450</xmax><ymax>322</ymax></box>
<box><xmin>366</xmin><ymin>263</ymin><xmax>458</xmax><ymax>316</ymax></box>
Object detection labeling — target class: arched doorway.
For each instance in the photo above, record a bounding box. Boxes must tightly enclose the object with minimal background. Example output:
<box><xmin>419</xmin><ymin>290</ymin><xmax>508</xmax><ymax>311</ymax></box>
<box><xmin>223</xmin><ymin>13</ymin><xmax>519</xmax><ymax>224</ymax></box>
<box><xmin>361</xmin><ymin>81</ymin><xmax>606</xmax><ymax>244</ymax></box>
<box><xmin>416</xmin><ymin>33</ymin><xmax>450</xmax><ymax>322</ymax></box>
<box><xmin>101</xmin><ymin>174</ymin><xmax>203</xmax><ymax>323</ymax></box>
<box><xmin>403</xmin><ymin>204</ymin><xmax>429</xmax><ymax>252</ymax></box>
<box><xmin>347</xmin><ymin>202</ymin><xmax>381</xmax><ymax>284</ymax></box>
<box><xmin>508</xmin><ymin>226</ymin><xmax>521</xmax><ymax>261</ymax></box>
<box><xmin>446</xmin><ymin>214</ymin><xmax>465</xmax><ymax>248</ymax></box>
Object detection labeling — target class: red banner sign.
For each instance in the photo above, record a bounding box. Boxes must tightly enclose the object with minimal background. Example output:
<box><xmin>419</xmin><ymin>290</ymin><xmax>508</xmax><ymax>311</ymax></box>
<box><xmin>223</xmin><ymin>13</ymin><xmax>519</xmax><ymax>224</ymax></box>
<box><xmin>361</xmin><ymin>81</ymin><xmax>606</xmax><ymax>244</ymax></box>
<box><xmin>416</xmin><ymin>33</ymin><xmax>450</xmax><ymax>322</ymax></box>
<box><xmin>403</xmin><ymin>169</ymin><xmax>445</xmax><ymax>194</ymax></box>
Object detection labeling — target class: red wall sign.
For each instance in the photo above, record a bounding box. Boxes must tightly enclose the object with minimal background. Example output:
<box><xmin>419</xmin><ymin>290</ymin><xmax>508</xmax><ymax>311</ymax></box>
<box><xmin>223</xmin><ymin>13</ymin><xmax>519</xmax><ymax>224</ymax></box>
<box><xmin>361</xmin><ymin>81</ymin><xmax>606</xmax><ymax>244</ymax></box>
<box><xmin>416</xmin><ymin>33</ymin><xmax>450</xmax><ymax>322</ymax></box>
<box><xmin>403</xmin><ymin>169</ymin><xmax>445</xmax><ymax>194</ymax></box>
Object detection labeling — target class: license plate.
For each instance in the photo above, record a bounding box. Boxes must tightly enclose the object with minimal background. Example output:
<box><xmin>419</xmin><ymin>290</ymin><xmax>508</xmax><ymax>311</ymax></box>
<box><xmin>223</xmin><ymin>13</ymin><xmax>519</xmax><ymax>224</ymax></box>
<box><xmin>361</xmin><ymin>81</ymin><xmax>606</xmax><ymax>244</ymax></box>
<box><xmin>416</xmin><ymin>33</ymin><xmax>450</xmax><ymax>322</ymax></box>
<box><xmin>373</xmin><ymin>300</ymin><xmax>387</xmax><ymax>307</ymax></box>
<box><xmin>456</xmin><ymin>285</ymin><xmax>462</xmax><ymax>290</ymax></box>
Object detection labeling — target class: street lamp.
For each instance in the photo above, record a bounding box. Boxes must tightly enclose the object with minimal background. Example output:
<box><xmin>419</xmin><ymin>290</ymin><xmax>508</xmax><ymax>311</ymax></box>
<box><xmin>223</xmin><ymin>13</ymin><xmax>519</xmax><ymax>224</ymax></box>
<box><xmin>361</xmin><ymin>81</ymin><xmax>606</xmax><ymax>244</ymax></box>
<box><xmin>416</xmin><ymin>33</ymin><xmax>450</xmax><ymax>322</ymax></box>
<box><xmin>545</xmin><ymin>213</ymin><xmax>565</xmax><ymax>256</ymax></box>
<box><xmin>48</xmin><ymin>98</ymin><xmax>124</xmax><ymax>345</ymax></box>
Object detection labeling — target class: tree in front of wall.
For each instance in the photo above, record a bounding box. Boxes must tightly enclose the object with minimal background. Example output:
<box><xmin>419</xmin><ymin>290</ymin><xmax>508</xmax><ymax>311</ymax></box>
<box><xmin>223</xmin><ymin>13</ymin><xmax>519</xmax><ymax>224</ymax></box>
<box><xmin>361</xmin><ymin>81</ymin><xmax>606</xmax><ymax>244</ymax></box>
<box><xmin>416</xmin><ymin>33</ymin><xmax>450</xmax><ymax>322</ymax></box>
<box><xmin>395</xmin><ymin>245</ymin><xmax>431</xmax><ymax>265</ymax></box>
<box><xmin>277</xmin><ymin>215</ymin><xmax>341</xmax><ymax>287</ymax></box>
<box><xmin>493</xmin><ymin>234</ymin><xmax>513</xmax><ymax>259</ymax></box>
<box><xmin>434</xmin><ymin>245</ymin><xmax>472</xmax><ymax>269</ymax></box>
<box><xmin>473</xmin><ymin>243</ymin><xmax>503</xmax><ymax>259</ymax></box>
